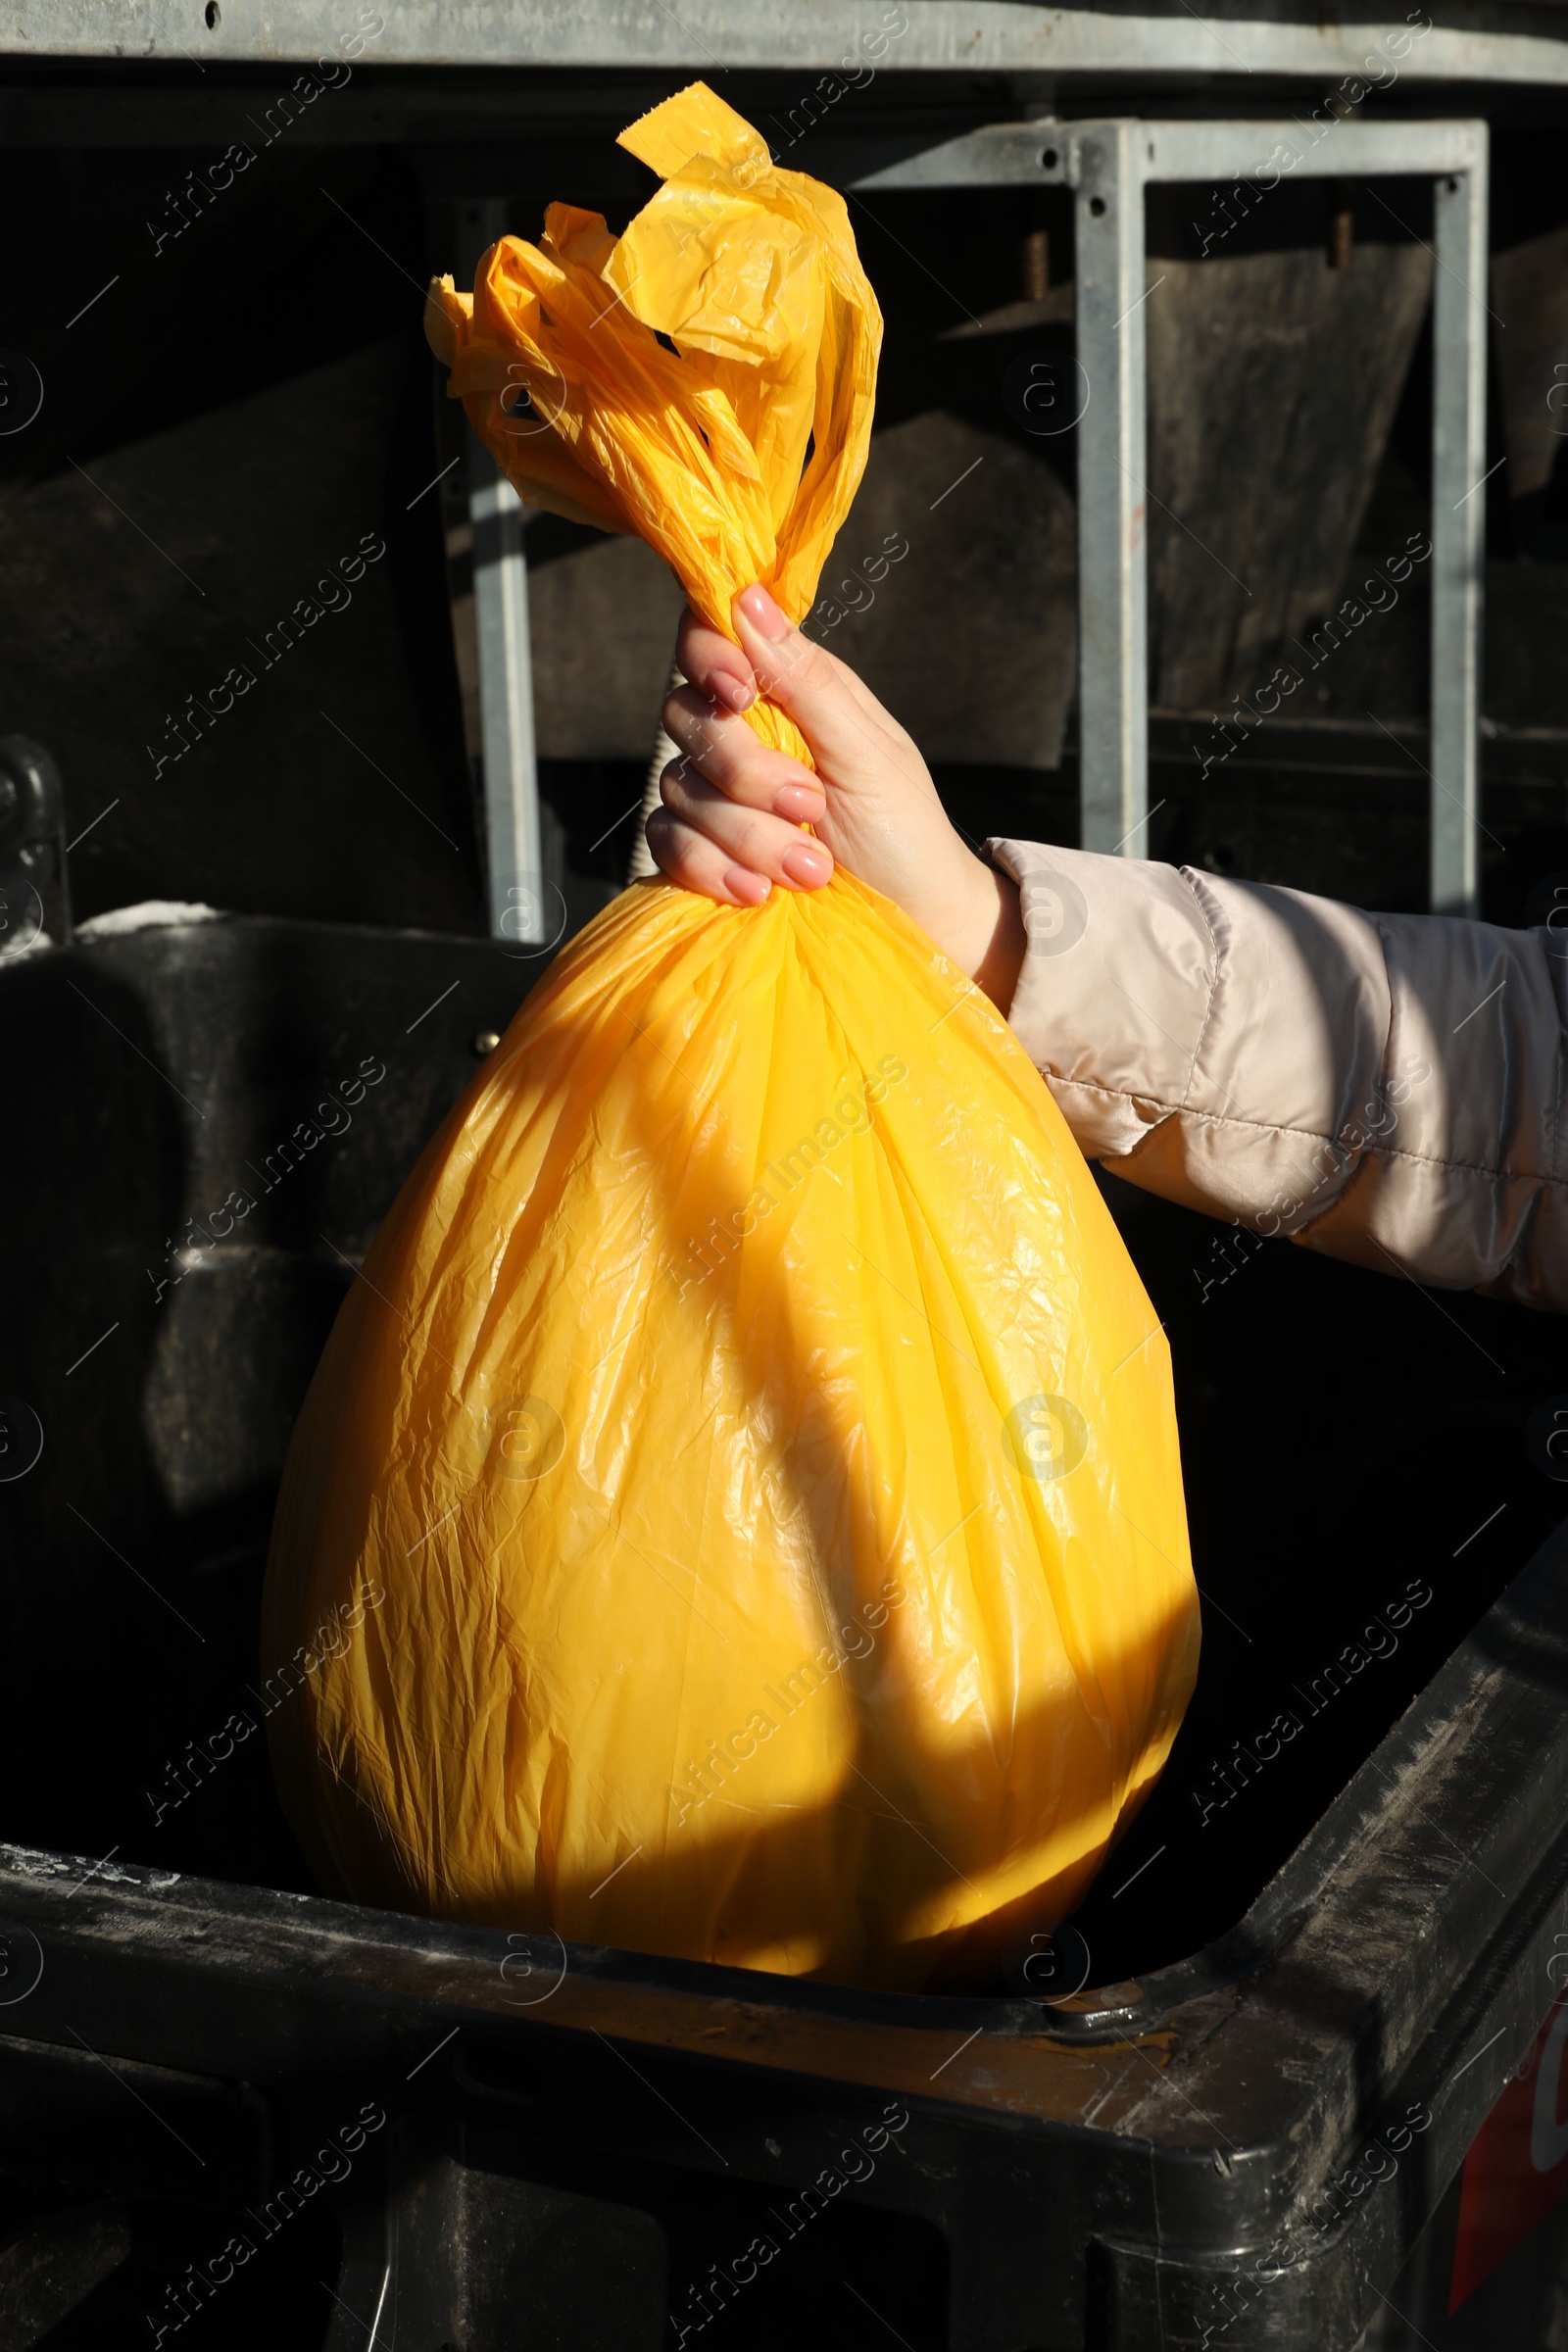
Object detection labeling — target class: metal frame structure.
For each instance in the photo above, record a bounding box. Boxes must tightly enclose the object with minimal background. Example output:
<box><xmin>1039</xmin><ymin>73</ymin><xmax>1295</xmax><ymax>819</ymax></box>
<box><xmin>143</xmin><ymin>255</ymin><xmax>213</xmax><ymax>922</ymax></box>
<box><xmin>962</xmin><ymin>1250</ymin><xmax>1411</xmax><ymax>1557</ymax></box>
<box><xmin>858</xmin><ymin>118</ymin><xmax>1491</xmax><ymax>912</ymax></box>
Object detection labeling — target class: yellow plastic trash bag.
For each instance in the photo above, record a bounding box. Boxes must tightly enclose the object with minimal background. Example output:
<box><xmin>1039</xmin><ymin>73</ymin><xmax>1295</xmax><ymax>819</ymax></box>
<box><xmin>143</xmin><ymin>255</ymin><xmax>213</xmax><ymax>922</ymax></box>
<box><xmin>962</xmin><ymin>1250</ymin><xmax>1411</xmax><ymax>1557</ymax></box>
<box><xmin>261</xmin><ymin>83</ymin><xmax>1200</xmax><ymax>1992</ymax></box>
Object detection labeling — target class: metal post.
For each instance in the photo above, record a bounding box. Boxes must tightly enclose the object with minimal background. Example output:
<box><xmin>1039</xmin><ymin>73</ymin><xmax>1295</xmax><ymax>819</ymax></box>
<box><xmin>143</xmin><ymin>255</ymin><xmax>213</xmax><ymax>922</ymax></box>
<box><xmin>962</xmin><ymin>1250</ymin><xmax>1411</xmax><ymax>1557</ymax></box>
<box><xmin>459</xmin><ymin>199</ymin><xmax>546</xmax><ymax>943</ymax></box>
<box><xmin>470</xmin><ymin>460</ymin><xmax>544</xmax><ymax>939</ymax></box>
<box><xmin>1072</xmin><ymin>122</ymin><xmax>1148</xmax><ymax>856</ymax></box>
<box><xmin>1429</xmin><ymin>147</ymin><xmax>1489</xmax><ymax>917</ymax></box>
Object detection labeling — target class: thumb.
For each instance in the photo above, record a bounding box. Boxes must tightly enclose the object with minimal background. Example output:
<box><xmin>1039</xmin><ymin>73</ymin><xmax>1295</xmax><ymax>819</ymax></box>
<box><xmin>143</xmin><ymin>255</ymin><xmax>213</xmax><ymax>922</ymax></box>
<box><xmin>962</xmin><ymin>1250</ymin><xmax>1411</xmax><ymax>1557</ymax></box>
<box><xmin>733</xmin><ymin>584</ymin><xmax>868</xmax><ymax>776</ymax></box>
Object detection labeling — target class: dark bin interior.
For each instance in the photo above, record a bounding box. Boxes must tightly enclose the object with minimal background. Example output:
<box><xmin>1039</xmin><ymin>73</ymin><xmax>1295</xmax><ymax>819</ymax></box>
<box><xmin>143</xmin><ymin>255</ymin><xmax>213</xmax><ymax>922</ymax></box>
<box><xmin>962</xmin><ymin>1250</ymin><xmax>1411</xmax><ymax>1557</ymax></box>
<box><xmin>6</xmin><ymin>914</ymin><xmax>1567</xmax><ymax>2352</ymax></box>
<box><xmin>3</xmin><ymin>915</ymin><xmax>1562</xmax><ymax>1988</ymax></box>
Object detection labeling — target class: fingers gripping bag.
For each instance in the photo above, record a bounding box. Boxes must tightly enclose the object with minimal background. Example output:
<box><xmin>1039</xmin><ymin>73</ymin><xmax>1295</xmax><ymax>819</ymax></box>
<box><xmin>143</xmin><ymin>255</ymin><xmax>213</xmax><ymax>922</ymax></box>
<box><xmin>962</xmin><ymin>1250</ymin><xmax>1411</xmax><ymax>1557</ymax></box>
<box><xmin>261</xmin><ymin>84</ymin><xmax>1200</xmax><ymax>1992</ymax></box>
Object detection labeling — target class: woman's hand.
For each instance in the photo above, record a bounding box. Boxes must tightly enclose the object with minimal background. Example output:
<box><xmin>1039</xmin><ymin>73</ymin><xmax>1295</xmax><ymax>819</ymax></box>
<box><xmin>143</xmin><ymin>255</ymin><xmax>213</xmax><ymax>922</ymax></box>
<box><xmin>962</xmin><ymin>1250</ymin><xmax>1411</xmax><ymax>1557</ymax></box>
<box><xmin>645</xmin><ymin>584</ymin><xmax>1026</xmax><ymax>1009</ymax></box>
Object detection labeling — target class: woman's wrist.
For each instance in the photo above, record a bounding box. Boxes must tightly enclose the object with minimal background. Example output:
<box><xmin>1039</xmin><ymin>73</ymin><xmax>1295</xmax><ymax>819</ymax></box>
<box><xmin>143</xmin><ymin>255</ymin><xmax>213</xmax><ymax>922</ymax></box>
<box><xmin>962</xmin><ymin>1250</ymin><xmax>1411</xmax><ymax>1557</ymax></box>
<box><xmin>947</xmin><ymin>855</ymin><xmax>1026</xmax><ymax>1012</ymax></box>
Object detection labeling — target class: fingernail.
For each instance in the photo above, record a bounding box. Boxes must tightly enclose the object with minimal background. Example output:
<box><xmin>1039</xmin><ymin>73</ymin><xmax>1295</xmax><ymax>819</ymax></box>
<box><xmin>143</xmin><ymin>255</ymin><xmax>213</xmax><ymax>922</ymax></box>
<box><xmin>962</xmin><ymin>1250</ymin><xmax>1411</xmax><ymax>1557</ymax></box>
<box><xmin>782</xmin><ymin>843</ymin><xmax>833</xmax><ymax>889</ymax></box>
<box><xmin>737</xmin><ymin>584</ymin><xmax>790</xmax><ymax>642</ymax></box>
<box><xmin>772</xmin><ymin>782</ymin><xmax>823</xmax><ymax>823</ymax></box>
<box><xmin>711</xmin><ymin>672</ymin><xmax>755</xmax><ymax>713</ymax></box>
<box><xmin>724</xmin><ymin>866</ymin><xmax>771</xmax><ymax>906</ymax></box>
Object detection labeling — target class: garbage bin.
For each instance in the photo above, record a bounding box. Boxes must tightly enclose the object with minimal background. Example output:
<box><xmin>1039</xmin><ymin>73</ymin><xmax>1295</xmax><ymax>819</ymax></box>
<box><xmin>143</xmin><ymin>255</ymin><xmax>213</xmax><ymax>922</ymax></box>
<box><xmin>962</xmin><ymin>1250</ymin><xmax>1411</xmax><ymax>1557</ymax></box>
<box><xmin>2</xmin><ymin>913</ymin><xmax>1567</xmax><ymax>2352</ymax></box>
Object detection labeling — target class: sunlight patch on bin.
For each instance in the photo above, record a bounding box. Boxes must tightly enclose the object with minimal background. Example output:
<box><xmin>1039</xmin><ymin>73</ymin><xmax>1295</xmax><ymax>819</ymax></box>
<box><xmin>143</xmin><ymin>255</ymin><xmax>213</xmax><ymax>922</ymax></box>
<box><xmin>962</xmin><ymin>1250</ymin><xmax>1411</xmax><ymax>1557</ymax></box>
<box><xmin>500</xmin><ymin>1929</ymin><xmax>569</xmax><ymax>2005</ymax></box>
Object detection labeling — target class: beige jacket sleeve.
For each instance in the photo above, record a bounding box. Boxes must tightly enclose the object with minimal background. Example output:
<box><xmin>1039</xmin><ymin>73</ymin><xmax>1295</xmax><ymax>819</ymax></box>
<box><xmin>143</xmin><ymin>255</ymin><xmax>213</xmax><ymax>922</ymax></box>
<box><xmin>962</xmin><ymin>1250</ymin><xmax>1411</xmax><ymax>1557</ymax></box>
<box><xmin>987</xmin><ymin>839</ymin><xmax>1568</xmax><ymax>1311</ymax></box>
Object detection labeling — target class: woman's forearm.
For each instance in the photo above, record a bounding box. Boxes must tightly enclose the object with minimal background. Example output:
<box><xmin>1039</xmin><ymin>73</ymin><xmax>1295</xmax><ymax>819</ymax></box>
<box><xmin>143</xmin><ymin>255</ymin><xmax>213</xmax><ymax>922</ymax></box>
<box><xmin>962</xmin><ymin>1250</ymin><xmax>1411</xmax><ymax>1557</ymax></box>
<box><xmin>990</xmin><ymin>839</ymin><xmax>1568</xmax><ymax>1311</ymax></box>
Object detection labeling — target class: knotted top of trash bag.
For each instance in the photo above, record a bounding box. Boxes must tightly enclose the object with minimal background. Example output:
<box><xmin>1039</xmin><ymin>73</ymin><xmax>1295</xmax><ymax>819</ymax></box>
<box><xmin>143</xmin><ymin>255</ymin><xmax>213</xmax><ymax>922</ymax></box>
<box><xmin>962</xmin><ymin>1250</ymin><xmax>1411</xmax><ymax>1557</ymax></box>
<box><xmin>424</xmin><ymin>82</ymin><xmax>882</xmax><ymax>766</ymax></box>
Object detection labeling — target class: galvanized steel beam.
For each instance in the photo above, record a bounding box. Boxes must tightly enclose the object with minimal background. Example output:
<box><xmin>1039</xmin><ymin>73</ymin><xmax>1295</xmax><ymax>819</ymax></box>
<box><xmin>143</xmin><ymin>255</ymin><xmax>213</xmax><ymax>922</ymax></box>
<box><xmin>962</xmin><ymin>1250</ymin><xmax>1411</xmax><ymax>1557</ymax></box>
<box><xmin>1071</xmin><ymin>123</ymin><xmax>1151</xmax><ymax>857</ymax></box>
<box><xmin>1430</xmin><ymin>158</ymin><xmax>1490</xmax><ymax>917</ymax></box>
<box><xmin>7</xmin><ymin>0</ymin><xmax>1568</xmax><ymax>86</ymax></box>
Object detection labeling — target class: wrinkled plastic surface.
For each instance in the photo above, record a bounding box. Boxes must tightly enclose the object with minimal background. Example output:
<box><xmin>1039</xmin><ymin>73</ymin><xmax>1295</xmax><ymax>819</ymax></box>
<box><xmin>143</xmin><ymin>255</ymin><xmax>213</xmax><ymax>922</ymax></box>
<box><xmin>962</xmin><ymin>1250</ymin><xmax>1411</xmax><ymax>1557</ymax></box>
<box><xmin>262</xmin><ymin>85</ymin><xmax>1200</xmax><ymax>1990</ymax></box>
